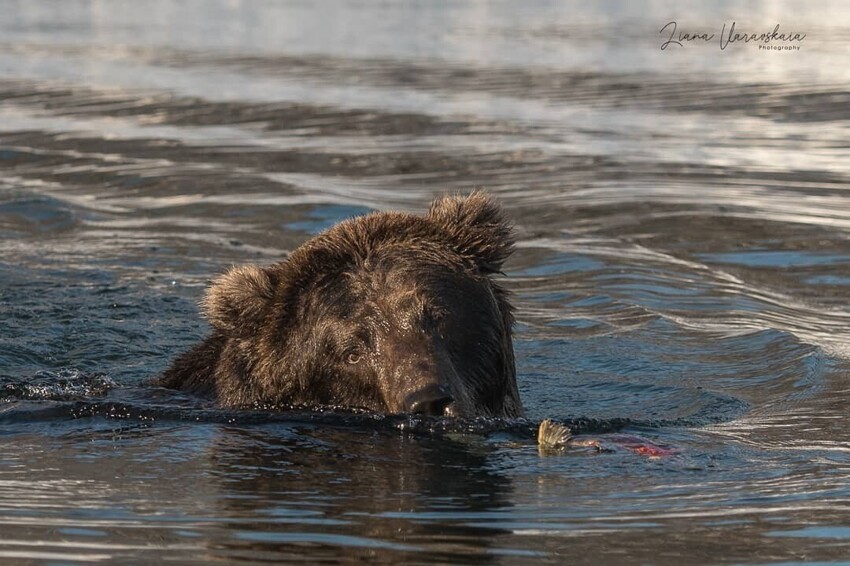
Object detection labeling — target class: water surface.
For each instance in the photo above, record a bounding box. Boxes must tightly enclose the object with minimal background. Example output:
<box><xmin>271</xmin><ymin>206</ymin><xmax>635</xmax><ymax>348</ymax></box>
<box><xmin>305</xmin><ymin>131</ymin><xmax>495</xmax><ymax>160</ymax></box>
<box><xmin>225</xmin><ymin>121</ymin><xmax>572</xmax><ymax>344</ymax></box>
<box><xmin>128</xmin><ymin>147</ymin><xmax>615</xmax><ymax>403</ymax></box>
<box><xmin>1</xmin><ymin>1</ymin><xmax>850</xmax><ymax>563</ymax></box>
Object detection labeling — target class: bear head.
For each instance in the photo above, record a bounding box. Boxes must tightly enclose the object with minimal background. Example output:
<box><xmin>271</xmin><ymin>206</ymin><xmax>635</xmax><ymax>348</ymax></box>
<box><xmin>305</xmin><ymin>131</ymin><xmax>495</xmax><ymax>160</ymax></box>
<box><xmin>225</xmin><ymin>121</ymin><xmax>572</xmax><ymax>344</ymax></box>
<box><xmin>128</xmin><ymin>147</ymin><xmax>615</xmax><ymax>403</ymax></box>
<box><xmin>201</xmin><ymin>191</ymin><xmax>522</xmax><ymax>418</ymax></box>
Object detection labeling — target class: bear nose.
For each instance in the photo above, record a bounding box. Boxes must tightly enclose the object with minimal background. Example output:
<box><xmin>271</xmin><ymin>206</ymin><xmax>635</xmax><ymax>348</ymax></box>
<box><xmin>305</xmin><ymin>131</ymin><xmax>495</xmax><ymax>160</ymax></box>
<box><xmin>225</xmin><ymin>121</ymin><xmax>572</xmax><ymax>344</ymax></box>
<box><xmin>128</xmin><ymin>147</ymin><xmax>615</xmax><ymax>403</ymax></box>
<box><xmin>404</xmin><ymin>384</ymin><xmax>454</xmax><ymax>416</ymax></box>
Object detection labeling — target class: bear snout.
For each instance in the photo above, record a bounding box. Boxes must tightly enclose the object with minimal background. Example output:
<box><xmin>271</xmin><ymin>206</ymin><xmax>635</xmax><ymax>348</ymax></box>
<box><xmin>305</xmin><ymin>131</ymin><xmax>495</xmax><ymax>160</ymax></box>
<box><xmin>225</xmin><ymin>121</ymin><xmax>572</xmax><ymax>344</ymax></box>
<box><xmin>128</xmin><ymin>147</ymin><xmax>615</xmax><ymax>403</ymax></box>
<box><xmin>403</xmin><ymin>383</ymin><xmax>454</xmax><ymax>416</ymax></box>
<box><xmin>384</xmin><ymin>334</ymin><xmax>462</xmax><ymax>416</ymax></box>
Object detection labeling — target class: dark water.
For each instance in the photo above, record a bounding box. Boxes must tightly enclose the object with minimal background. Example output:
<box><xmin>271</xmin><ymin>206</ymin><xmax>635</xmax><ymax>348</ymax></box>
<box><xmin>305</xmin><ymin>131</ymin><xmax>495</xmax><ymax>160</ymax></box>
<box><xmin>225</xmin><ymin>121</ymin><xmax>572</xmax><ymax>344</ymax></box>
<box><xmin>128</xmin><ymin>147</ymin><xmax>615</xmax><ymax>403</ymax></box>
<box><xmin>2</xmin><ymin>0</ymin><xmax>850</xmax><ymax>563</ymax></box>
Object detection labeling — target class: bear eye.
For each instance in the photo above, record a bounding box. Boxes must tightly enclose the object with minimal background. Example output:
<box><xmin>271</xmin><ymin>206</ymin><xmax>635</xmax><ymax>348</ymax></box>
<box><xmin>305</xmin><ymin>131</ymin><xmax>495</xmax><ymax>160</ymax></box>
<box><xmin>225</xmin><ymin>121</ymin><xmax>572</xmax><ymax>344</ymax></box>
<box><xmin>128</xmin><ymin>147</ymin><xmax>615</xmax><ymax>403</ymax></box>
<box><xmin>345</xmin><ymin>351</ymin><xmax>362</xmax><ymax>365</ymax></box>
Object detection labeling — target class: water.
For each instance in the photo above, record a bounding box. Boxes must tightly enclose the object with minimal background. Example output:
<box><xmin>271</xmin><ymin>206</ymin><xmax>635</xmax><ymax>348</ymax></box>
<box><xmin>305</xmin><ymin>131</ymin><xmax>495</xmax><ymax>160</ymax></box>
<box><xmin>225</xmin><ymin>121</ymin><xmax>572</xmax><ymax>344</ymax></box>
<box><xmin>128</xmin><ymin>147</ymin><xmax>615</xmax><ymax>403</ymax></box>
<box><xmin>1</xmin><ymin>0</ymin><xmax>849</xmax><ymax>563</ymax></box>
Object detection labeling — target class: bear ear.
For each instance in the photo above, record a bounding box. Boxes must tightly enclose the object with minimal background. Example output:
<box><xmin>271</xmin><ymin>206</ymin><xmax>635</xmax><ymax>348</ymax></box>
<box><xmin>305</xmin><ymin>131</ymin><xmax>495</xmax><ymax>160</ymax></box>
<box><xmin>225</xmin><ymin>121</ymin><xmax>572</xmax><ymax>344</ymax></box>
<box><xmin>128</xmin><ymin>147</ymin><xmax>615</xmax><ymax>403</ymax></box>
<box><xmin>201</xmin><ymin>264</ymin><xmax>278</xmax><ymax>336</ymax></box>
<box><xmin>427</xmin><ymin>190</ymin><xmax>515</xmax><ymax>273</ymax></box>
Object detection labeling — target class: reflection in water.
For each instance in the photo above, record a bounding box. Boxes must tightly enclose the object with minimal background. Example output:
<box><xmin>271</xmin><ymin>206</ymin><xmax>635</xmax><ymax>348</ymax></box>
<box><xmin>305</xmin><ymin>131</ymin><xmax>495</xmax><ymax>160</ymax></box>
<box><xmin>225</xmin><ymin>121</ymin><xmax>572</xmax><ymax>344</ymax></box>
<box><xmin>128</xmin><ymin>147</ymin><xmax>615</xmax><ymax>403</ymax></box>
<box><xmin>0</xmin><ymin>418</ymin><xmax>522</xmax><ymax>562</ymax></box>
<box><xmin>1</xmin><ymin>0</ymin><xmax>850</xmax><ymax>563</ymax></box>
<box><xmin>205</xmin><ymin>428</ymin><xmax>514</xmax><ymax>562</ymax></box>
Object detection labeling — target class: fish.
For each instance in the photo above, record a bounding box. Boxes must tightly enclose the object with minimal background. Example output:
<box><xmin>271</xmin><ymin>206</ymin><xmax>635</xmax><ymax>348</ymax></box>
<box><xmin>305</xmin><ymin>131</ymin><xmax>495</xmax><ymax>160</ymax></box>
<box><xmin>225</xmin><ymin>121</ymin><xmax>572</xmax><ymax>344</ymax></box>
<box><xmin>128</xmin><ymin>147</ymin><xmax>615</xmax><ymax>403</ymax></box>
<box><xmin>538</xmin><ymin>420</ymin><xmax>676</xmax><ymax>457</ymax></box>
<box><xmin>537</xmin><ymin>418</ymin><xmax>572</xmax><ymax>454</ymax></box>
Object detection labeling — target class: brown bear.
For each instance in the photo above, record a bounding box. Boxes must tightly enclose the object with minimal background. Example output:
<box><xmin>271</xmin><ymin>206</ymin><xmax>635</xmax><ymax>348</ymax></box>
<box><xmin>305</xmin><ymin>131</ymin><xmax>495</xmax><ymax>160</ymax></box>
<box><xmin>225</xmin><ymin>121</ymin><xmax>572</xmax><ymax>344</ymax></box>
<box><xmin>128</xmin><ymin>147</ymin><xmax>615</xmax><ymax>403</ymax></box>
<box><xmin>156</xmin><ymin>192</ymin><xmax>523</xmax><ymax>418</ymax></box>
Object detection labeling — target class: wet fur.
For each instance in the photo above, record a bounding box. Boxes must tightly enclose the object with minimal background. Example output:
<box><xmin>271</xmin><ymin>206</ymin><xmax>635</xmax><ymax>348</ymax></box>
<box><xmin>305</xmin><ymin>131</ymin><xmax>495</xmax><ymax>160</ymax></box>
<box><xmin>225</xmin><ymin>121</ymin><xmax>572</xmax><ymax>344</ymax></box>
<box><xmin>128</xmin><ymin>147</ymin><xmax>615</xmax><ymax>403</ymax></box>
<box><xmin>156</xmin><ymin>191</ymin><xmax>523</xmax><ymax>417</ymax></box>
